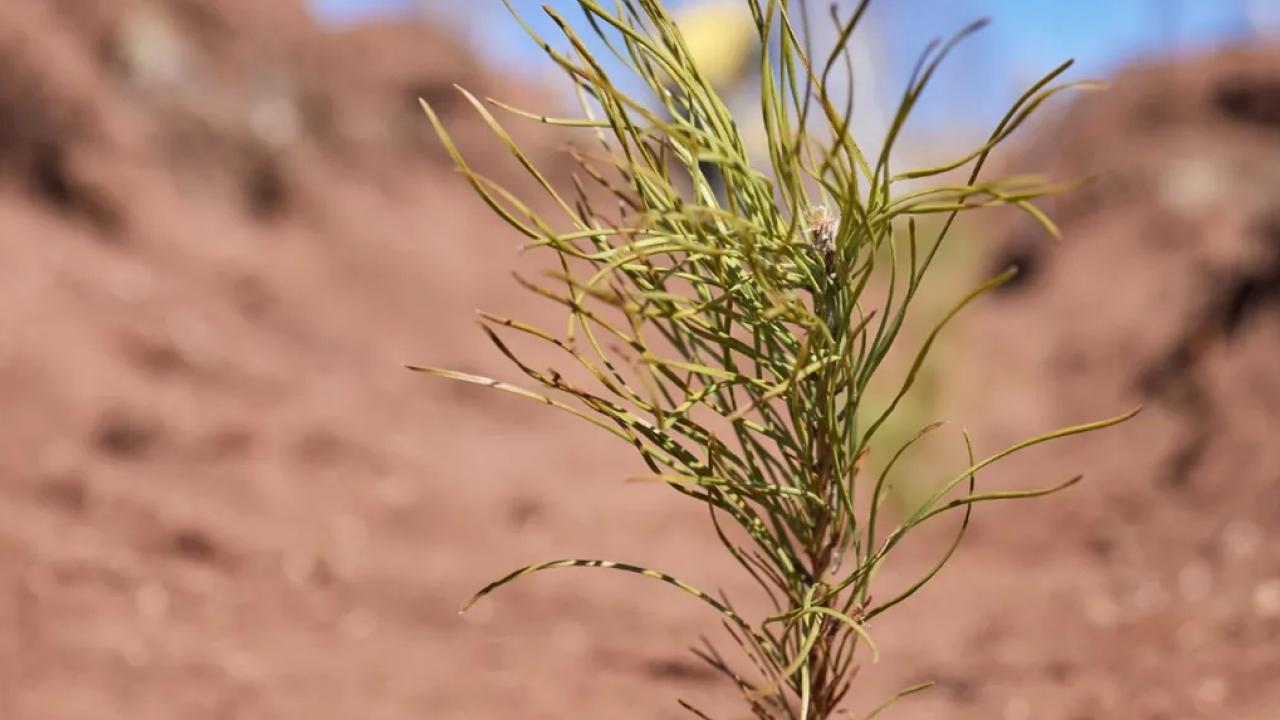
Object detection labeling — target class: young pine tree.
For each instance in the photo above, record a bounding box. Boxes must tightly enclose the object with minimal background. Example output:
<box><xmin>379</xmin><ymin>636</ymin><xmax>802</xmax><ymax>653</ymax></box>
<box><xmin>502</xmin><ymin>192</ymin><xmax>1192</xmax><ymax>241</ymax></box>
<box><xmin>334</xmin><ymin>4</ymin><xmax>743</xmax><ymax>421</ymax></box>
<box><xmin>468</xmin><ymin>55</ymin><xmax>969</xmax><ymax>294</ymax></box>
<box><xmin>417</xmin><ymin>2</ymin><xmax>1135</xmax><ymax>717</ymax></box>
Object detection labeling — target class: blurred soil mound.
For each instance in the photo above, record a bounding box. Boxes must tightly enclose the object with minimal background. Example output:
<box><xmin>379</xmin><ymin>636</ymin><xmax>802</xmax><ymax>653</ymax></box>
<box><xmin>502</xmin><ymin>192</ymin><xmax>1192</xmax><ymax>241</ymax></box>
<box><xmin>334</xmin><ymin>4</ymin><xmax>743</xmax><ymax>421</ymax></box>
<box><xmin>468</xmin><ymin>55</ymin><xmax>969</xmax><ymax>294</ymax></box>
<box><xmin>907</xmin><ymin>42</ymin><xmax>1280</xmax><ymax>719</ymax></box>
<box><xmin>0</xmin><ymin>2</ymin><xmax>592</xmax><ymax>718</ymax></box>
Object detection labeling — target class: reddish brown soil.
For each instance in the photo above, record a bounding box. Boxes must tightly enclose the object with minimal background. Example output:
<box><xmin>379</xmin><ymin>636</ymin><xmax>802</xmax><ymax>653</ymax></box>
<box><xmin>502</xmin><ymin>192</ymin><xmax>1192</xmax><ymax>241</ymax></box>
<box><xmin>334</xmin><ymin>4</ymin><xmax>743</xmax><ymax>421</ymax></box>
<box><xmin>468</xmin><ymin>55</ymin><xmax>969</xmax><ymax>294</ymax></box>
<box><xmin>923</xmin><ymin>44</ymin><xmax>1280</xmax><ymax>720</ymax></box>
<box><xmin>0</xmin><ymin>2</ymin><xmax>1276</xmax><ymax>718</ymax></box>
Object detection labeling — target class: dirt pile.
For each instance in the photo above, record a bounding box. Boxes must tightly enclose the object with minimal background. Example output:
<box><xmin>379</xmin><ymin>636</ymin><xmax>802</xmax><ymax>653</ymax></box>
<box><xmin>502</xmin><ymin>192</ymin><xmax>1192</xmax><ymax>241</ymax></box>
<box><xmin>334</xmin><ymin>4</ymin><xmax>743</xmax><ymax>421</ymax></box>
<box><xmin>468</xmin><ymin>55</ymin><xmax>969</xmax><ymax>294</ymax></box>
<box><xmin>0</xmin><ymin>2</ymin><xmax>619</xmax><ymax>718</ymax></box>
<box><xmin>898</xmin><ymin>43</ymin><xmax>1280</xmax><ymax>719</ymax></box>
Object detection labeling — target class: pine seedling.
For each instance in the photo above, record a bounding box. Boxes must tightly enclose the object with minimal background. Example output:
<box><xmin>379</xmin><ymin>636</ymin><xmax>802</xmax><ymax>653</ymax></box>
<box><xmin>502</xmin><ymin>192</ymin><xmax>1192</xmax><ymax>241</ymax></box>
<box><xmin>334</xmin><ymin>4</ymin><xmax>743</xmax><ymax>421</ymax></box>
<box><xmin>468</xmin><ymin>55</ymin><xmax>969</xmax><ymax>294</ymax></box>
<box><xmin>416</xmin><ymin>2</ymin><xmax>1136</xmax><ymax>718</ymax></box>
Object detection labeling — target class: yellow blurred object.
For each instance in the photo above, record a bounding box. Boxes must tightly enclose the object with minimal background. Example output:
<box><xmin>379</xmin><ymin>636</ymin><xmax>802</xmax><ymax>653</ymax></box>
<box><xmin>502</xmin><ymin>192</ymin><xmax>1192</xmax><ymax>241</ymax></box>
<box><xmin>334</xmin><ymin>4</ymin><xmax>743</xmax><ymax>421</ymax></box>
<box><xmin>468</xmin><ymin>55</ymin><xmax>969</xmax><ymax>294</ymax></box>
<box><xmin>672</xmin><ymin>1</ymin><xmax>758</xmax><ymax>90</ymax></box>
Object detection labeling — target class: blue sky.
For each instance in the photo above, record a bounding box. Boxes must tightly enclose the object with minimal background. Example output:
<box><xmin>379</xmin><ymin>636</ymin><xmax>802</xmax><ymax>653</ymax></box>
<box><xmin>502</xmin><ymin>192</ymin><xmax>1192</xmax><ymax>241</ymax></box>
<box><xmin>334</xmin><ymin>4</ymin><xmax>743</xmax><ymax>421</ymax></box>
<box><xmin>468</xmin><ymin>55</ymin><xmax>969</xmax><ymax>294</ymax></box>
<box><xmin>310</xmin><ymin>1</ymin><xmax>1271</xmax><ymax>135</ymax></box>
<box><xmin>311</xmin><ymin>1</ymin><xmax>1263</xmax><ymax>70</ymax></box>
